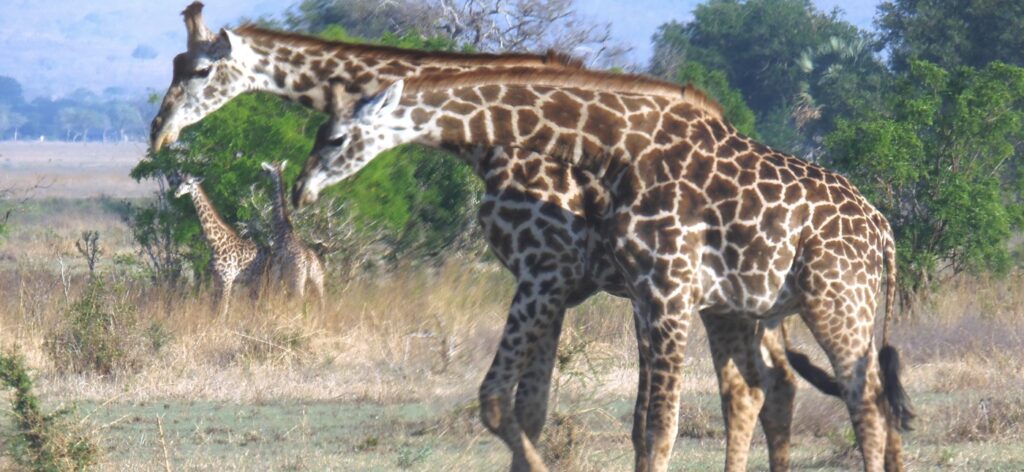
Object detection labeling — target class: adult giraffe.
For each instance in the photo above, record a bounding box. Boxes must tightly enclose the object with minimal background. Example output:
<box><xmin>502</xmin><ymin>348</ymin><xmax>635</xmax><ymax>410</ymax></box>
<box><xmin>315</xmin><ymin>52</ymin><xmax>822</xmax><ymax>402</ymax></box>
<box><xmin>150</xmin><ymin>3</ymin><xmax>842</xmax><ymax>471</ymax></box>
<box><xmin>293</xmin><ymin>72</ymin><xmax>913</xmax><ymax>472</ymax></box>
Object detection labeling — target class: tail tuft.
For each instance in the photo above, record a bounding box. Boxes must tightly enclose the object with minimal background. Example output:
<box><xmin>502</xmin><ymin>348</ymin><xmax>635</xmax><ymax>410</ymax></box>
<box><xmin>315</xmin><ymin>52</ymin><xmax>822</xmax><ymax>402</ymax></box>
<box><xmin>786</xmin><ymin>349</ymin><xmax>842</xmax><ymax>397</ymax></box>
<box><xmin>879</xmin><ymin>344</ymin><xmax>915</xmax><ymax>431</ymax></box>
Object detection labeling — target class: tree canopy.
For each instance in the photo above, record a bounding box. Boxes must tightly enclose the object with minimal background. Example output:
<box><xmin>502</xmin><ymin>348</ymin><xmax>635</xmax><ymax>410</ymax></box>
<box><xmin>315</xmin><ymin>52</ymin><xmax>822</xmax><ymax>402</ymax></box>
<box><xmin>650</xmin><ymin>0</ymin><xmax>881</xmax><ymax>153</ymax></box>
<box><xmin>878</xmin><ymin>0</ymin><xmax>1024</xmax><ymax>72</ymax></box>
<box><xmin>826</xmin><ymin>61</ymin><xmax>1024</xmax><ymax>295</ymax></box>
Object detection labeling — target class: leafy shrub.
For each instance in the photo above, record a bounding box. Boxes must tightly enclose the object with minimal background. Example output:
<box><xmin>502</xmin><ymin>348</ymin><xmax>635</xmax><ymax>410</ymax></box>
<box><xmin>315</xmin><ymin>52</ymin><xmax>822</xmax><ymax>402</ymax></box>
<box><xmin>0</xmin><ymin>351</ymin><xmax>98</xmax><ymax>471</ymax></box>
<box><xmin>43</xmin><ymin>280</ymin><xmax>166</xmax><ymax>376</ymax></box>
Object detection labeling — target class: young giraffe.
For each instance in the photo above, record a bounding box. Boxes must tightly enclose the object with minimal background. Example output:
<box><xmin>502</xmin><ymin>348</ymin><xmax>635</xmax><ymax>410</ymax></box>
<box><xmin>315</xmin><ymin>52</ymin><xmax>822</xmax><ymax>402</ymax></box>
<box><xmin>260</xmin><ymin>161</ymin><xmax>325</xmax><ymax>302</ymax></box>
<box><xmin>174</xmin><ymin>176</ymin><xmax>270</xmax><ymax>317</ymax></box>
<box><xmin>152</xmin><ymin>4</ymin><xmax>823</xmax><ymax>470</ymax></box>
<box><xmin>294</xmin><ymin>72</ymin><xmax>914</xmax><ymax>472</ymax></box>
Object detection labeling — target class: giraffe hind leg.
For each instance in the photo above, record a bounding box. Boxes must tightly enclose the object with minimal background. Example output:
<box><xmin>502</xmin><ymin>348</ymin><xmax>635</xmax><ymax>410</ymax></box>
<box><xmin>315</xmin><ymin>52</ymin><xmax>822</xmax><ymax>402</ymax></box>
<box><xmin>758</xmin><ymin>321</ymin><xmax>797</xmax><ymax>472</ymax></box>
<box><xmin>785</xmin><ymin>323</ymin><xmax>913</xmax><ymax>471</ymax></box>
<box><xmin>700</xmin><ymin>312</ymin><xmax>765</xmax><ymax>472</ymax></box>
<box><xmin>798</xmin><ymin>298</ymin><xmax>888</xmax><ymax>472</ymax></box>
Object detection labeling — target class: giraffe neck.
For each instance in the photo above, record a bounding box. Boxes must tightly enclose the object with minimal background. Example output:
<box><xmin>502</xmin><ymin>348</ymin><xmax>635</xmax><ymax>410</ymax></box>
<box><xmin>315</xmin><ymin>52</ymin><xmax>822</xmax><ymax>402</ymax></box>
<box><xmin>267</xmin><ymin>167</ymin><xmax>293</xmax><ymax>241</ymax></box>
<box><xmin>189</xmin><ymin>185</ymin><xmax>243</xmax><ymax>254</ymax></box>
<box><xmin>232</xmin><ymin>27</ymin><xmax>577</xmax><ymax>112</ymax></box>
<box><xmin>403</xmin><ymin>83</ymin><xmax>675</xmax><ymax>176</ymax></box>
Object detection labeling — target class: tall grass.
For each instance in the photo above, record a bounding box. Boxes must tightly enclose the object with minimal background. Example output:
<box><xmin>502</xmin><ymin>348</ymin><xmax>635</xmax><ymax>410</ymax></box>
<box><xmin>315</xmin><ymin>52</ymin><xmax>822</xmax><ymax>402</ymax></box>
<box><xmin>2</xmin><ymin>214</ymin><xmax>1024</xmax><ymax>469</ymax></box>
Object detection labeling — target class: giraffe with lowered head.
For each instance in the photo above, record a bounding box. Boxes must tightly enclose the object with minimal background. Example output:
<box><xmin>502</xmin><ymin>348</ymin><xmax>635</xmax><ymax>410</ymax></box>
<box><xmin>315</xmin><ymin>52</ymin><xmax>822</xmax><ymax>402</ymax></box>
<box><xmin>152</xmin><ymin>4</ymin><xmax>840</xmax><ymax>471</ymax></box>
<box><xmin>175</xmin><ymin>175</ymin><xmax>270</xmax><ymax>317</ymax></box>
<box><xmin>260</xmin><ymin>161</ymin><xmax>325</xmax><ymax>302</ymax></box>
<box><xmin>294</xmin><ymin>71</ymin><xmax>914</xmax><ymax>472</ymax></box>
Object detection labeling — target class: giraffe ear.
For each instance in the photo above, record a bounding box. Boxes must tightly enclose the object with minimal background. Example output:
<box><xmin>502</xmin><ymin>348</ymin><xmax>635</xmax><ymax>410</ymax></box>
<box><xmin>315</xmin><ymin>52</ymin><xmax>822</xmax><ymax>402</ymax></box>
<box><xmin>280</xmin><ymin>160</ymin><xmax>288</xmax><ymax>172</ymax></box>
<box><xmin>260</xmin><ymin>162</ymin><xmax>275</xmax><ymax>172</ymax></box>
<box><xmin>183</xmin><ymin>1</ymin><xmax>216</xmax><ymax>52</ymax></box>
<box><xmin>218</xmin><ymin>29</ymin><xmax>239</xmax><ymax>53</ymax></box>
<box><xmin>358</xmin><ymin>79</ymin><xmax>405</xmax><ymax>120</ymax></box>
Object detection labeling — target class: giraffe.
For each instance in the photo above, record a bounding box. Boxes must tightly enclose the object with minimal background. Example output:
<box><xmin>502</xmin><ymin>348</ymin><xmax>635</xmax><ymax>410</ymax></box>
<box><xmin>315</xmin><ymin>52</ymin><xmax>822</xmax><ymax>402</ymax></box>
<box><xmin>151</xmin><ymin>4</ymin><xmax>827</xmax><ymax>470</ymax></box>
<box><xmin>292</xmin><ymin>72</ymin><xmax>914</xmax><ymax>472</ymax></box>
<box><xmin>174</xmin><ymin>175</ymin><xmax>270</xmax><ymax>317</ymax></box>
<box><xmin>260</xmin><ymin>161</ymin><xmax>325</xmax><ymax>302</ymax></box>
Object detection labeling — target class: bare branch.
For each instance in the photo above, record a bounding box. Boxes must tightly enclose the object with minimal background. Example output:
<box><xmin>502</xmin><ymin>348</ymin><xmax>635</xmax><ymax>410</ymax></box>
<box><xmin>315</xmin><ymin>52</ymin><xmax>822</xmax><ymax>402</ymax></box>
<box><xmin>429</xmin><ymin>0</ymin><xmax>632</xmax><ymax>66</ymax></box>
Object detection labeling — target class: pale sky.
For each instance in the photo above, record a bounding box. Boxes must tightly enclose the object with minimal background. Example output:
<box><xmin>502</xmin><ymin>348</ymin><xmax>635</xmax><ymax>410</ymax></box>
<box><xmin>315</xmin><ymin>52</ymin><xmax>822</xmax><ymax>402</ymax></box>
<box><xmin>0</xmin><ymin>0</ymin><xmax>881</xmax><ymax>100</ymax></box>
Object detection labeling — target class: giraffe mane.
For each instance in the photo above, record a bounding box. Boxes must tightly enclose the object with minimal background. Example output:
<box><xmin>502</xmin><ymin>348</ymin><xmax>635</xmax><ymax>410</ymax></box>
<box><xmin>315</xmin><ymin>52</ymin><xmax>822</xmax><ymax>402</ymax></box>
<box><xmin>233</xmin><ymin>25</ymin><xmax>585</xmax><ymax>69</ymax></box>
<box><xmin>400</xmin><ymin>67</ymin><xmax>726</xmax><ymax>121</ymax></box>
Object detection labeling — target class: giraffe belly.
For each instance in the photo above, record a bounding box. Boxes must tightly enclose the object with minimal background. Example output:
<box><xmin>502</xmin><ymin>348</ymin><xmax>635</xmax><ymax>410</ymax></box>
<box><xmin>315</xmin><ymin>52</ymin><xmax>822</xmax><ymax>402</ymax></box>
<box><xmin>698</xmin><ymin>243</ymin><xmax>801</xmax><ymax>319</ymax></box>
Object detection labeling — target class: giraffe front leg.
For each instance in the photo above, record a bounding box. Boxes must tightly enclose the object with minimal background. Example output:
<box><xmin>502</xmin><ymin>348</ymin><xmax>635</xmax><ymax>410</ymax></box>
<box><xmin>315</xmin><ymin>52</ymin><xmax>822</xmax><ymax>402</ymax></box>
<box><xmin>632</xmin><ymin>303</ymin><xmax>653</xmax><ymax>472</ymax></box>
<box><xmin>642</xmin><ymin>292</ymin><xmax>695</xmax><ymax>472</ymax></box>
<box><xmin>480</xmin><ymin>282</ymin><xmax>554</xmax><ymax>472</ymax></box>
<box><xmin>308</xmin><ymin>254</ymin><xmax>326</xmax><ymax>308</ymax></box>
<box><xmin>512</xmin><ymin>304</ymin><xmax>566</xmax><ymax>444</ymax></box>
<box><xmin>217</xmin><ymin>276</ymin><xmax>235</xmax><ymax>319</ymax></box>
<box><xmin>700</xmin><ymin>312</ymin><xmax>765</xmax><ymax>472</ymax></box>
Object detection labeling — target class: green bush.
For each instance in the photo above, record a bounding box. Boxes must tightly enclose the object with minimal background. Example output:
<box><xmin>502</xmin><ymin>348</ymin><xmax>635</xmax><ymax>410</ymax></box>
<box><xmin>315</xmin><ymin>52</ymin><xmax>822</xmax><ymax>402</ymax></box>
<box><xmin>0</xmin><ymin>351</ymin><xmax>98</xmax><ymax>471</ymax></box>
<box><xmin>43</xmin><ymin>280</ymin><xmax>166</xmax><ymax>376</ymax></box>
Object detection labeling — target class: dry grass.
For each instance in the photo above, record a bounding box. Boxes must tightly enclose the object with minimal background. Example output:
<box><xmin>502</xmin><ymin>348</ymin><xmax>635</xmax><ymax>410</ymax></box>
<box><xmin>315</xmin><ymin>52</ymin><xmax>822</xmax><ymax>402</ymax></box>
<box><xmin>1</xmin><ymin>191</ymin><xmax>1023</xmax><ymax>469</ymax></box>
<box><xmin>0</xmin><ymin>142</ymin><xmax>155</xmax><ymax>199</ymax></box>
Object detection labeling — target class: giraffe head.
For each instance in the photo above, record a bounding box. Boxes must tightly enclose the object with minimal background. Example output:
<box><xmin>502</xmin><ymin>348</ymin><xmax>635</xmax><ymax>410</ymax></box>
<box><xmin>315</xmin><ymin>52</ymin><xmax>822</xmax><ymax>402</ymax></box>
<box><xmin>293</xmin><ymin>80</ymin><xmax>417</xmax><ymax>207</ymax></box>
<box><xmin>151</xmin><ymin>2</ymin><xmax>257</xmax><ymax>152</ymax></box>
<box><xmin>174</xmin><ymin>175</ymin><xmax>204</xmax><ymax>198</ymax></box>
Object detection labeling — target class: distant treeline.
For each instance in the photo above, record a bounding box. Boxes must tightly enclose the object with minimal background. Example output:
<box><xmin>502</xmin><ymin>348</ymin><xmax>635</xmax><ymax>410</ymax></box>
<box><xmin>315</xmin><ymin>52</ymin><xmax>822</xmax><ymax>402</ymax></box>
<box><xmin>0</xmin><ymin>76</ymin><xmax>156</xmax><ymax>142</ymax></box>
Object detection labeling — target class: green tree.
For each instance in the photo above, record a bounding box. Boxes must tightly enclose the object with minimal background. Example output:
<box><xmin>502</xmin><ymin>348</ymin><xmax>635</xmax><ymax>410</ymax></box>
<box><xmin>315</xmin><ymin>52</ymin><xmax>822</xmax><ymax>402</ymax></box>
<box><xmin>0</xmin><ymin>76</ymin><xmax>24</xmax><ymax>107</ymax></box>
<box><xmin>878</xmin><ymin>0</ymin><xmax>1024</xmax><ymax>72</ymax></box>
<box><xmin>132</xmin><ymin>94</ymin><xmax>320</xmax><ymax>279</ymax></box>
<box><xmin>106</xmin><ymin>102</ymin><xmax>144</xmax><ymax>142</ymax></box>
<box><xmin>131</xmin><ymin>28</ymin><xmax>481</xmax><ymax>278</ymax></box>
<box><xmin>652</xmin><ymin>1</ymin><xmax>864</xmax><ymax>116</ymax></box>
<box><xmin>825</xmin><ymin>61</ymin><xmax>1024</xmax><ymax>297</ymax></box>
<box><xmin>650</xmin><ymin>1</ymin><xmax>880</xmax><ymax>152</ymax></box>
<box><xmin>673</xmin><ymin>62</ymin><xmax>757</xmax><ymax>137</ymax></box>
<box><xmin>793</xmin><ymin>35</ymin><xmax>888</xmax><ymax>157</ymax></box>
<box><xmin>285</xmin><ymin>0</ymin><xmax>435</xmax><ymax>39</ymax></box>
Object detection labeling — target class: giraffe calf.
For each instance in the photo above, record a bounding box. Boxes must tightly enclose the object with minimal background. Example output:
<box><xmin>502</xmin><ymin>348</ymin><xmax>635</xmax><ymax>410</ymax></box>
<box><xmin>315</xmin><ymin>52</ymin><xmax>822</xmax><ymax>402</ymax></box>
<box><xmin>261</xmin><ymin>161</ymin><xmax>326</xmax><ymax>305</ymax></box>
<box><xmin>175</xmin><ymin>175</ymin><xmax>270</xmax><ymax>317</ymax></box>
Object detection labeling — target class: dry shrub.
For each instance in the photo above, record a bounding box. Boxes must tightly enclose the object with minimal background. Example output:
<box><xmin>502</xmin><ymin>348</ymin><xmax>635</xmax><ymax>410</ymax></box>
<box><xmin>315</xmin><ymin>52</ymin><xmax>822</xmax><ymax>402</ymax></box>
<box><xmin>43</xmin><ymin>280</ymin><xmax>166</xmax><ymax>376</ymax></box>
<box><xmin>946</xmin><ymin>397</ymin><xmax>1024</xmax><ymax>442</ymax></box>
<box><xmin>676</xmin><ymin>402</ymin><xmax>720</xmax><ymax>439</ymax></box>
<box><xmin>230</xmin><ymin>315</ymin><xmax>316</xmax><ymax>365</ymax></box>
<box><xmin>542</xmin><ymin>412</ymin><xmax>587</xmax><ymax>471</ymax></box>
<box><xmin>792</xmin><ymin>395</ymin><xmax>847</xmax><ymax>438</ymax></box>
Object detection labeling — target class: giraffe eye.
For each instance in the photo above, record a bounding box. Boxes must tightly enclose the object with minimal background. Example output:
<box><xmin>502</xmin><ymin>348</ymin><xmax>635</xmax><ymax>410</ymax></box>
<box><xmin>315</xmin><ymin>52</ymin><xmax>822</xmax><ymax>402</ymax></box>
<box><xmin>328</xmin><ymin>135</ymin><xmax>347</xmax><ymax>146</ymax></box>
<box><xmin>193</xmin><ymin>66</ymin><xmax>212</xmax><ymax>78</ymax></box>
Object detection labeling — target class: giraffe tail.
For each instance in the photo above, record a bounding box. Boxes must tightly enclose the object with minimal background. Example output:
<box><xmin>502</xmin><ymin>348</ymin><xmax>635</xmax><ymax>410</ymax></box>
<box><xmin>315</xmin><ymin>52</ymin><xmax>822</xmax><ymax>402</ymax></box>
<box><xmin>880</xmin><ymin>227</ymin><xmax>914</xmax><ymax>431</ymax></box>
<box><xmin>780</xmin><ymin>318</ymin><xmax>841</xmax><ymax>396</ymax></box>
<box><xmin>784</xmin><ymin>347</ymin><xmax>841</xmax><ymax>397</ymax></box>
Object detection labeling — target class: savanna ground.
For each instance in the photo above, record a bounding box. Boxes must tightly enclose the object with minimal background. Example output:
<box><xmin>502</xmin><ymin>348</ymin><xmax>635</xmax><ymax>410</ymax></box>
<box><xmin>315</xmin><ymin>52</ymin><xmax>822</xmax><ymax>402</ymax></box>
<box><xmin>1</xmin><ymin>144</ymin><xmax>1023</xmax><ymax>471</ymax></box>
